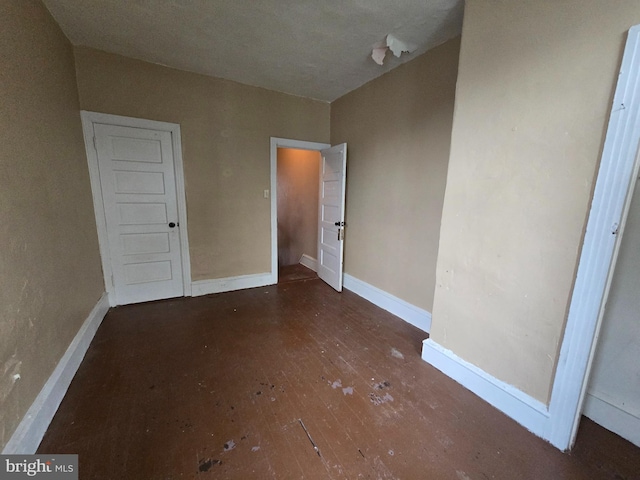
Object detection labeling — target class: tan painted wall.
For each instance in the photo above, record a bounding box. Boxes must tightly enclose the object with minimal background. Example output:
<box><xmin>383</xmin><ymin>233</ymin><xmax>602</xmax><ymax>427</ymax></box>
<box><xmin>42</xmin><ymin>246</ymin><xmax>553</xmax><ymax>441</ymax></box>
<box><xmin>277</xmin><ymin>148</ymin><xmax>320</xmax><ymax>267</ymax></box>
<box><xmin>331</xmin><ymin>38</ymin><xmax>460</xmax><ymax>312</ymax></box>
<box><xmin>0</xmin><ymin>0</ymin><xmax>104</xmax><ymax>449</ymax></box>
<box><xmin>73</xmin><ymin>47</ymin><xmax>330</xmax><ymax>281</ymax></box>
<box><xmin>431</xmin><ymin>0</ymin><xmax>640</xmax><ymax>403</ymax></box>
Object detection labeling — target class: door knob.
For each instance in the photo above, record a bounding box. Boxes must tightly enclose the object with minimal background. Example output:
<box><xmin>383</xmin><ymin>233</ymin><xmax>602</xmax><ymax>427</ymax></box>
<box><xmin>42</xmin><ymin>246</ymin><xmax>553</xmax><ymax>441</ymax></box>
<box><xmin>169</xmin><ymin>222</ymin><xmax>176</xmax><ymax>228</ymax></box>
<box><xmin>334</xmin><ymin>221</ymin><xmax>345</xmax><ymax>227</ymax></box>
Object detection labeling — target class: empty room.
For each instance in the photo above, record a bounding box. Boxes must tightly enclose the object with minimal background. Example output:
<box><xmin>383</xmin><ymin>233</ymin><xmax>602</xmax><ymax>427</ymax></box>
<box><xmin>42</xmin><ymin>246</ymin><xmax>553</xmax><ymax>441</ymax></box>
<box><xmin>1</xmin><ymin>0</ymin><xmax>640</xmax><ymax>478</ymax></box>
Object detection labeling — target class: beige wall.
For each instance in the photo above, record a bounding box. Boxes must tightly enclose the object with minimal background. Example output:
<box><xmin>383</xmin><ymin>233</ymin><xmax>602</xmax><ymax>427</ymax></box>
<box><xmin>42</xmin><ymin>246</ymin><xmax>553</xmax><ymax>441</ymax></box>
<box><xmin>74</xmin><ymin>47</ymin><xmax>330</xmax><ymax>281</ymax></box>
<box><xmin>331</xmin><ymin>38</ymin><xmax>460</xmax><ymax>313</ymax></box>
<box><xmin>431</xmin><ymin>0</ymin><xmax>640</xmax><ymax>403</ymax></box>
<box><xmin>0</xmin><ymin>1</ymin><xmax>104</xmax><ymax>449</ymax></box>
<box><xmin>277</xmin><ymin>148</ymin><xmax>320</xmax><ymax>267</ymax></box>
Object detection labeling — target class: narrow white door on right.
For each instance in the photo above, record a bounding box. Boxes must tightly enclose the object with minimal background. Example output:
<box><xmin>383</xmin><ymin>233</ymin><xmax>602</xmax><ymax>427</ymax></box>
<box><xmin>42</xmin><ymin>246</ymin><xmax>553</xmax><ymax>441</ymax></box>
<box><xmin>317</xmin><ymin>143</ymin><xmax>347</xmax><ymax>292</ymax></box>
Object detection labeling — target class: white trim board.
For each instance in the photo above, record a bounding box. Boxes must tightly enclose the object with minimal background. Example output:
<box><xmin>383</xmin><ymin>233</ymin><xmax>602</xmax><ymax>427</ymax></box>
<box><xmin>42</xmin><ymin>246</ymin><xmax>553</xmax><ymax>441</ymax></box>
<box><xmin>299</xmin><ymin>254</ymin><xmax>318</xmax><ymax>272</ymax></box>
<box><xmin>2</xmin><ymin>293</ymin><xmax>110</xmax><ymax>454</ymax></box>
<box><xmin>81</xmin><ymin>111</ymin><xmax>192</xmax><ymax>306</ymax></box>
<box><xmin>343</xmin><ymin>274</ymin><xmax>431</xmax><ymax>333</ymax></box>
<box><xmin>270</xmin><ymin>137</ymin><xmax>331</xmax><ymax>285</ymax></box>
<box><xmin>583</xmin><ymin>392</ymin><xmax>640</xmax><ymax>448</ymax></box>
<box><xmin>191</xmin><ymin>272</ymin><xmax>273</xmax><ymax>297</ymax></box>
<box><xmin>421</xmin><ymin>339</ymin><xmax>550</xmax><ymax>438</ymax></box>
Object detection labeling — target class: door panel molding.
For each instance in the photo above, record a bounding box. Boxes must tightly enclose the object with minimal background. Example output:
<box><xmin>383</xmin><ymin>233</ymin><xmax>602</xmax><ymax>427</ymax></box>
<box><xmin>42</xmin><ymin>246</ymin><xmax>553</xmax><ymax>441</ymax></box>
<box><xmin>81</xmin><ymin>111</ymin><xmax>191</xmax><ymax>305</ymax></box>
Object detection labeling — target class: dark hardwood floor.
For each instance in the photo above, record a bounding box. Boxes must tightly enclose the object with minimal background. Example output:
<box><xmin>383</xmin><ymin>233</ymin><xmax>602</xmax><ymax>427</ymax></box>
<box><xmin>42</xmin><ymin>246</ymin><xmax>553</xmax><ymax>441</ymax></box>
<box><xmin>38</xmin><ymin>279</ymin><xmax>640</xmax><ymax>479</ymax></box>
<box><xmin>278</xmin><ymin>263</ymin><xmax>318</xmax><ymax>284</ymax></box>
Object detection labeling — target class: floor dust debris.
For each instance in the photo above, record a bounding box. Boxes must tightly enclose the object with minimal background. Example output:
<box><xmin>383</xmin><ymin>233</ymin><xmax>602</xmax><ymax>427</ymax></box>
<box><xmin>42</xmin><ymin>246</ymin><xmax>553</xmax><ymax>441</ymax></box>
<box><xmin>198</xmin><ymin>458</ymin><xmax>221</xmax><ymax>472</ymax></box>
<box><xmin>342</xmin><ymin>386</ymin><xmax>354</xmax><ymax>395</ymax></box>
<box><xmin>331</xmin><ymin>379</ymin><xmax>342</xmax><ymax>389</ymax></box>
<box><xmin>223</xmin><ymin>440</ymin><xmax>236</xmax><ymax>451</ymax></box>
<box><xmin>390</xmin><ymin>348</ymin><xmax>404</xmax><ymax>359</ymax></box>
<box><xmin>369</xmin><ymin>392</ymin><xmax>394</xmax><ymax>406</ymax></box>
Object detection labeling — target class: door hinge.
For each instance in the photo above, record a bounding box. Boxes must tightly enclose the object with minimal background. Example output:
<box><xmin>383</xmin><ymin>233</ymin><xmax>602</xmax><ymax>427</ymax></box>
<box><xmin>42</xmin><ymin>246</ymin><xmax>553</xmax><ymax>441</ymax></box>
<box><xmin>110</xmin><ymin>274</ymin><xmax>115</xmax><ymax>287</ymax></box>
<box><xmin>338</xmin><ymin>228</ymin><xmax>344</xmax><ymax>241</ymax></box>
<box><xmin>93</xmin><ymin>136</ymin><xmax>97</xmax><ymax>150</ymax></box>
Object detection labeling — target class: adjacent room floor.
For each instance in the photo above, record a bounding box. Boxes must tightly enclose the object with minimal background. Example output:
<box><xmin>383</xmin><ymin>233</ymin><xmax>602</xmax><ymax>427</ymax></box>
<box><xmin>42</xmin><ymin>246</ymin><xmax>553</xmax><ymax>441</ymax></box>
<box><xmin>38</xmin><ymin>278</ymin><xmax>640</xmax><ymax>479</ymax></box>
<box><xmin>278</xmin><ymin>263</ymin><xmax>318</xmax><ymax>284</ymax></box>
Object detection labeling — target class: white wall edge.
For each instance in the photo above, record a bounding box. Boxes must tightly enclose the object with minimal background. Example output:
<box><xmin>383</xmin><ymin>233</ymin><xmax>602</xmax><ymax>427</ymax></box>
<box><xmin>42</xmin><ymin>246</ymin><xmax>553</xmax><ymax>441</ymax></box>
<box><xmin>343</xmin><ymin>273</ymin><xmax>431</xmax><ymax>333</ymax></box>
<box><xmin>299</xmin><ymin>254</ymin><xmax>318</xmax><ymax>272</ymax></box>
<box><xmin>421</xmin><ymin>338</ymin><xmax>550</xmax><ymax>439</ymax></box>
<box><xmin>583</xmin><ymin>392</ymin><xmax>640</xmax><ymax>447</ymax></box>
<box><xmin>2</xmin><ymin>293</ymin><xmax>110</xmax><ymax>454</ymax></box>
<box><xmin>191</xmin><ymin>272</ymin><xmax>274</xmax><ymax>297</ymax></box>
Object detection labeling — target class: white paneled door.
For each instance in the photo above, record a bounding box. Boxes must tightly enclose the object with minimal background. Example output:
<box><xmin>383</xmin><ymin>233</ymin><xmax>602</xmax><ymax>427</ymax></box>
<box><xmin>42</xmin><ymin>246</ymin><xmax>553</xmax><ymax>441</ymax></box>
<box><xmin>317</xmin><ymin>143</ymin><xmax>347</xmax><ymax>291</ymax></box>
<box><xmin>94</xmin><ymin>123</ymin><xmax>184</xmax><ymax>305</ymax></box>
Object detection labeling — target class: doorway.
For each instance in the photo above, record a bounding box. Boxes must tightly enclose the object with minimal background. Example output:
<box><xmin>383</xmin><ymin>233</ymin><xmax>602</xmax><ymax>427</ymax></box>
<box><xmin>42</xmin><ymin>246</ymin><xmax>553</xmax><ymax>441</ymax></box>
<box><xmin>270</xmin><ymin>138</ymin><xmax>347</xmax><ymax>290</ymax></box>
<box><xmin>271</xmin><ymin>138</ymin><xmax>345</xmax><ymax>285</ymax></box>
<box><xmin>276</xmin><ymin>147</ymin><xmax>321</xmax><ymax>283</ymax></box>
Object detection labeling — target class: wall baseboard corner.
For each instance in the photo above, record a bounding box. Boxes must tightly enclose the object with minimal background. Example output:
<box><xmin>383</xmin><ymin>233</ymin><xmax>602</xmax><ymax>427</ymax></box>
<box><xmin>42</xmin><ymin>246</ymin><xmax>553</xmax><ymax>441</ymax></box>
<box><xmin>421</xmin><ymin>338</ymin><xmax>550</xmax><ymax>440</ymax></box>
<box><xmin>299</xmin><ymin>254</ymin><xmax>318</xmax><ymax>272</ymax></box>
<box><xmin>343</xmin><ymin>273</ymin><xmax>431</xmax><ymax>333</ymax></box>
<box><xmin>2</xmin><ymin>293</ymin><xmax>110</xmax><ymax>454</ymax></box>
<box><xmin>583</xmin><ymin>392</ymin><xmax>640</xmax><ymax>447</ymax></box>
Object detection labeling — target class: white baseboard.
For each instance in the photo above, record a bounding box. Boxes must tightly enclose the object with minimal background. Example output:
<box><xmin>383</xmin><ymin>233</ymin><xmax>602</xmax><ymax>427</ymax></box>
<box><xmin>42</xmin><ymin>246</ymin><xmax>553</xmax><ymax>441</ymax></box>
<box><xmin>191</xmin><ymin>272</ymin><xmax>274</xmax><ymax>296</ymax></box>
<box><xmin>583</xmin><ymin>391</ymin><xmax>640</xmax><ymax>447</ymax></box>
<box><xmin>421</xmin><ymin>338</ymin><xmax>550</xmax><ymax>438</ymax></box>
<box><xmin>299</xmin><ymin>254</ymin><xmax>317</xmax><ymax>272</ymax></box>
<box><xmin>2</xmin><ymin>293</ymin><xmax>110</xmax><ymax>454</ymax></box>
<box><xmin>343</xmin><ymin>274</ymin><xmax>431</xmax><ymax>333</ymax></box>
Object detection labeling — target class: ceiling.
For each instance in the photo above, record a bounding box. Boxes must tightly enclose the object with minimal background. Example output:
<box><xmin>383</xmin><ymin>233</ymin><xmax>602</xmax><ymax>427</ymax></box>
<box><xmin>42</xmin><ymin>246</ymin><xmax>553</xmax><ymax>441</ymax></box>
<box><xmin>42</xmin><ymin>0</ymin><xmax>464</xmax><ymax>102</ymax></box>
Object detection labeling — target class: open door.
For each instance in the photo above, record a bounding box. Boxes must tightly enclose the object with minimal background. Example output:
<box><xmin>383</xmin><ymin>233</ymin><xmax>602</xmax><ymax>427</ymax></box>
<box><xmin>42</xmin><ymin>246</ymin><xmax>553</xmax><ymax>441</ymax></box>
<box><xmin>317</xmin><ymin>143</ymin><xmax>347</xmax><ymax>291</ymax></box>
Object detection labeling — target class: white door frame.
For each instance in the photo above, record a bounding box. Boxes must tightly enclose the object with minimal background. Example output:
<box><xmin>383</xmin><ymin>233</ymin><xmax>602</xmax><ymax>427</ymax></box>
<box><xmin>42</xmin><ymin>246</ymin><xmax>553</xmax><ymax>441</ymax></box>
<box><xmin>544</xmin><ymin>25</ymin><xmax>640</xmax><ymax>450</ymax></box>
<box><xmin>269</xmin><ymin>137</ymin><xmax>330</xmax><ymax>284</ymax></box>
<box><xmin>81</xmin><ymin>111</ymin><xmax>192</xmax><ymax>306</ymax></box>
